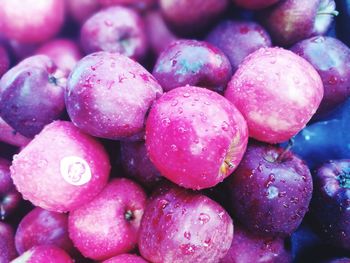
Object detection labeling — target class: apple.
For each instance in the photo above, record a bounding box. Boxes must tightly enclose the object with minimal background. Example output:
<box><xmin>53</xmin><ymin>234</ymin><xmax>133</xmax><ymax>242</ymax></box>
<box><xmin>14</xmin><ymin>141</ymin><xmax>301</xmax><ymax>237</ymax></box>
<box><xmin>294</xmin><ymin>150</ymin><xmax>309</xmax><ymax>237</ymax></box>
<box><xmin>15</xmin><ymin>207</ymin><xmax>74</xmax><ymax>255</ymax></box>
<box><xmin>232</xmin><ymin>0</ymin><xmax>280</xmax><ymax>10</ymax></box>
<box><xmin>80</xmin><ymin>6</ymin><xmax>147</xmax><ymax>61</ymax></box>
<box><xmin>225</xmin><ymin>47</ymin><xmax>324</xmax><ymax>143</ymax></box>
<box><xmin>220</xmin><ymin>225</ymin><xmax>291</xmax><ymax>263</ymax></box>
<box><xmin>0</xmin><ymin>222</ymin><xmax>17</xmax><ymax>262</ymax></box>
<box><xmin>102</xmin><ymin>254</ymin><xmax>148</xmax><ymax>263</ymax></box>
<box><xmin>0</xmin><ymin>0</ymin><xmax>65</xmax><ymax>43</ymax></box>
<box><xmin>311</xmin><ymin>160</ymin><xmax>350</xmax><ymax>250</ymax></box>
<box><xmin>68</xmin><ymin>178</ymin><xmax>147</xmax><ymax>260</ymax></box>
<box><xmin>65</xmin><ymin>51</ymin><xmax>163</xmax><ymax>140</ymax></box>
<box><xmin>146</xmin><ymin>85</ymin><xmax>248</xmax><ymax>190</ymax></box>
<box><xmin>227</xmin><ymin>142</ymin><xmax>313</xmax><ymax>237</ymax></box>
<box><xmin>10</xmin><ymin>121</ymin><xmax>110</xmax><ymax>212</ymax></box>
<box><xmin>36</xmin><ymin>39</ymin><xmax>83</xmax><ymax>77</ymax></box>
<box><xmin>0</xmin><ymin>117</ymin><xmax>31</xmax><ymax>147</ymax></box>
<box><xmin>260</xmin><ymin>0</ymin><xmax>338</xmax><ymax>46</ymax></box>
<box><xmin>0</xmin><ymin>45</ymin><xmax>9</xmax><ymax>77</ymax></box>
<box><xmin>0</xmin><ymin>55</ymin><xmax>66</xmax><ymax>138</ymax></box>
<box><xmin>206</xmin><ymin>20</ymin><xmax>272</xmax><ymax>72</ymax></box>
<box><xmin>11</xmin><ymin>245</ymin><xmax>73</xmax><ymax>263</ymax></box>
<box><xmin>98</xmin><ymin>0</ymin><xmax>156</xmax><ymax>10</ymax></box>
<box><xmin>153</xmin><ymin>40</ymin><xmax>232</xmax><ymax>93</ymax></box>
<box><xmin>66</xmin><ymin>0</ymin><xmax>100</xmax><ymax>24</ymax></box>
<box><xmin>291</xmin><ymin>36</ymin><xmax>350</xmax><ymax>119</ymax></box>
<box><xmin>0</xmin><ymin>158</ymin><xmax>21</xmax><ymax>220</ymax></box>
<box><xmin>138</xmin><ymin>184</ymin><xmax>233</xmax><ymax>263</ymax></box>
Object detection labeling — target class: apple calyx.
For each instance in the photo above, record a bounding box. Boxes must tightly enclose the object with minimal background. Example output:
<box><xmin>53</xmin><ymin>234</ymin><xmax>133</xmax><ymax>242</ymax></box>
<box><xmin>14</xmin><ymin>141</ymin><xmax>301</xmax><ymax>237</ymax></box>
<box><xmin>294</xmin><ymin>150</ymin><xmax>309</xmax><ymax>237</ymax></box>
<box><xmin>264</xmin><ymin>139</ymin><xmax>295</xmax><ymax>163</ymax></box>
<box><xmin>124</xmin><ymin>209</ymin><xmax>135</xmax><ymax>221</ymax></box>
<box><xmin>337</xmin><ymin>168</ymin><xmax>350</xmax><ymax>189</ymax></box>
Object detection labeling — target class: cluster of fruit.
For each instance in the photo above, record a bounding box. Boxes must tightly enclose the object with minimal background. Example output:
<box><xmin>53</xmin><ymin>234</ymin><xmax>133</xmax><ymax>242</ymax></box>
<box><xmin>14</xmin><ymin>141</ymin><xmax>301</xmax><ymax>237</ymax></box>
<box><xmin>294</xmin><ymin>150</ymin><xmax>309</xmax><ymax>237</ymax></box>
<box><xmin>0</xmin><ymin>0</ymin><xmax>350</xmax><ymax>262</ymax></box>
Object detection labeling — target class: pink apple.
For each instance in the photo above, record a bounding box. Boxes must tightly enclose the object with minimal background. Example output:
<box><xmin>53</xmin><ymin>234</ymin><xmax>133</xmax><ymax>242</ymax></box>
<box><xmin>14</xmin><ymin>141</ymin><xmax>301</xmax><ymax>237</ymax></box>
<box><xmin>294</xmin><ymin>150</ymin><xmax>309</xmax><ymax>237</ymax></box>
<box><xmin>138</xmin><ymin>184</ymin><xmax>233</xmax><ymax>263</ymax></box>
<box><xmin>225</xmin><ymin>47</ymin><xmax>323</xmax><ymax>143</ymax></box>
<box><xmin>68</xmin><ymin>178</ymin><xmax>147</xmax><ymax>260</ymax></box>
<box><xmin>11</xmin><ymin>245</ymin><xmax>73</xmax><ymax>263</ymax></box>
<box><xmin>10</xmin><ymin>121</ymin><xmax>110</xmax><ymax>212</ymax></box>
<box><xmin>0</xmin><ymin>0</ymin><xmax>65</xmax><ymax>43</ymax></box>
<box><xmin>102</xmin><ymin>254</ymin><xmax>148</xmax><ymax>263</ymax></box>
<box><xmin>15</xmin><ymin>207</ymin><xmax>74</xmax><ymax>255</ymax></box>
<box><xmin>0</xmin><ymin>222</ymin><xmax>17</xmax><ymax>262</ymax></box>
<box><xmin>146</xmin><ymin>85</ymin><xmax>248</xmax><ymax>190</ymax></box>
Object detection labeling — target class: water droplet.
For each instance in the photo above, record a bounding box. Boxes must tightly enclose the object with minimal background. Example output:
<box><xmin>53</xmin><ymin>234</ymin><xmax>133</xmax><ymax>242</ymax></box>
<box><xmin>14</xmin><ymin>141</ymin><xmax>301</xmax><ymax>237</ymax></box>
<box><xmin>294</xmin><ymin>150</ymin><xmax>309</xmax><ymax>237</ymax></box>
<box><xmin>180</xmin><ymin>244</ymin><xmax>196</xmax><ymax>255</ymax></box>
<box><xmin>328</xmin><ymin>76</ymin><xmax>338</xmax><ymax>85</ymax></box>
<box><xmin>198</xmin><ymin>213</ymin><xmax>210</xmax><ymax>224</ymax></box>
<box><xmin>203</xmin><ymin>238</ymin><xmax>211</xmax><ymax>247</ymax></box>
<box><xmin>161</xmin><ymin>118</ymin><xmax>171</xmax><ymax>127</ymax></box>
<box><xmin>159</xmin><ymin>199</ymin><xmax>169</xmax><ymax>209</ymax></box>
<box><xmin>170</xmin><ymin>144</ymin><xmax>178</xmax><ymax>151</ymax></box>
<box><xmin>184</xmin><ymin>232</ymin><xmax>191</xmax><ymax>240</ymax></box>
<box><xmin>171</xmin><ymin>100</ymin><xmax>178</xmax><ymax>106</ymax></box>
<box><xmin>183</xmin><ymin>92</ymin><xmax>190</xmax><ymax>98</ymax></box>
<box><xmin>221</xmin><ymin>121</ymin><xmax>229</xmax><ymax>131</ymax></box>
<box><xmin>266</xmin><ymin>186</ymin><xmax>279</xmax><ymax>199</ymax></box>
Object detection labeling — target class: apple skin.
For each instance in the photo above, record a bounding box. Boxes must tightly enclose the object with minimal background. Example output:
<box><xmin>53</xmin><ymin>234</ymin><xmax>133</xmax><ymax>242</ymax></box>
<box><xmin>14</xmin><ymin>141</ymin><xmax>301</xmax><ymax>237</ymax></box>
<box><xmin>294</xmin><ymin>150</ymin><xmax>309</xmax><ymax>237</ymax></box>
<box><xmin>15</xmin><ymin>207</ymin><xmax>74</xmax><ymax>255</ymax></box>
<box><xmin>260</xmin><ymin>0</ymin><xmax>337</xmax><ymax>46</ymax></box>
<box><xmin>120</xmin><ymin>141</ymin><xmax>162</xmax><ymax>188</ymax></box>
<box><xmin>65</xmin><ymin>51</ymin><xmax>163</xmax><ymax>140</ymax></box>
<box><xmin>0</xmin><ymin>222</ymin><xmax>17</xmax><ymax>263</ymax></box>
<box><xmin>206</xmin><ymin>20</ymin><xmax>272</xmax><ymax>72</ymax></box>
<box><xmin>291</xmin><ymin>36</ymin><xmax>350</xmax><ymax>119</ymax></box>
<box><xmin>98</xmin><ymin>0</ymin><xmax>156</xmax><ymax>9</ymax></box>
<box><xmin>10</xmin><ymin>121</ymin><xmax>111</xmax><ymax>212</ymax></box>
<box><xmin>139</xmin><ymin>184</ymin><xmax>233</xmax><ymax>263</ymax></box>
<box><xmin>0</xmin><ymin>55</ymin><xmax>66</xmax><ymax>138</ymax></box>
<box><xmin>80</xmin><ymin>6</ymin><xmax>147</xmax><ymax>61</ymax></box>
<box><xmin>227</xmin><ymin>142</ymin><xmax>313</xmax><ymax>237</ymax></box>
<box><xmin>0</xmin><ymin>45</ymin><xmax>9</xmax><ymax>77</ymax></box>
<box><xmin>0</xmin><ymin>158</ymin><xmax>22</xmax><ymax>220</ymax></box>
<box><xmin>144</xmin><ymin>11</ymin><xmax>178</xmax><ymax>55</ymax></box>
<box><xmin>220</xmin><ymin>225</ymin><xmax>292</xmax><ymax>263</ymax></box>
<box><xmin>146</xmin><ymin>85</ymin><xmax>248</xmax><ymax>190</ymax></box>
<box><xmin>232</xmin><ymin>0</ymin><xmax>280</xmax><ymax>10</ymax></box>
<box><xmin>0</xmin><ymin>0</ymin><xmax>65</xmax><ymax>44</ymax></box>
<box><xmin>153</xmin><ymin>40</ymin><xmax>232</xmax><ymax>93</ymax></box>
<box><xmin>311</xmin><ymin>160</ymin><xmax>350</xmax><ymax>250</ymax></box>
<box><xmin>36</xmin><ymin>39</ymin><xmax>83</xmax><ymax>77</ymax></box>
<box><xmin>225</xmin><ymin>47</ymin><xmax>324</xmax><ymax>143</ymax></box>
<box><xmin>66</xmin><ymin>0</ymin><xmax>100</xmax><ymax>24</ymax></box>
<box><xmin>11</xmin><ymin>245</ymin><xmax>73</xmax><ymax>263</ymax></box>
<box><xmin>0</xmin><ymin>117</ymin><xmax>31</xmax><ymax>147</ymax></box>
<box><xmin>102</xmin><ymin>254</ymin><xmax>148</xmax><ymax>263</ymax></box>
<box><xmin>68</xmin><ymin>178</ymin><xmax>147</xmax><ymax>260</ymax></box>
<box><xmin>160</xmin><ymin>0</ymin><xmax>229</xmax><ymax>35</ymax></box>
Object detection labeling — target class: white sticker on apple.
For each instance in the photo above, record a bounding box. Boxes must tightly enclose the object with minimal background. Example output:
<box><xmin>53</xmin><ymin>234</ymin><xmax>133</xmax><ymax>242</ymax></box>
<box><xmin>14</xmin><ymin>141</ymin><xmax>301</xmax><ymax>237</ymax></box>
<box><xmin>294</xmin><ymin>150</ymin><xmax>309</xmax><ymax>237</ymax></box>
<box><xmin>60</xmin><ymin>156</ymin><xmax>91</xmax><ymax>186</ymax></box>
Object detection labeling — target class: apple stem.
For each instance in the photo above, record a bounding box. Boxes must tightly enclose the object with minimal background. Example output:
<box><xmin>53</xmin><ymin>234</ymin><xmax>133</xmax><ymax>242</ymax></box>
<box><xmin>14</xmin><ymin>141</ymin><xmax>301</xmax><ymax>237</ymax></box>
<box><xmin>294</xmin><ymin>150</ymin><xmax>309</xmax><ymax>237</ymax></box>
<box><xmin>125</xmin><ymin>210</ymin><xmax>134</xmax><ymax>221</ymax></box>
<box><xmin>276</xmin><ymin>138</ymin><xmax>295</xmax><ymax>162</ymax></box>
<box><xmin>317</xmin><ymin>10</ymin><xmax>339</xmax><ymax>16</ymax></box>
<box><xmin>225</xmin><ymin>160</ymin><xmax>235</xmax><ymax>169</ymax></box>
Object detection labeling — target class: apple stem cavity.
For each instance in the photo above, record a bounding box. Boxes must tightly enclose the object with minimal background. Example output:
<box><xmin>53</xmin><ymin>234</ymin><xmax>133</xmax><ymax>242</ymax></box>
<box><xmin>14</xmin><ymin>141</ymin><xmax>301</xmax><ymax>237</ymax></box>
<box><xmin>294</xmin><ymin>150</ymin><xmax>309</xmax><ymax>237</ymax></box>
<box><xmin>337</xmin><ymin>168</ymin><xmax>350</xmax><ymax>188</ymax></box>
<box><xmin>276</xmin><ymin>138</ymin><xmax>295</xmax><ymax>162</ymax></box>
<box><xmin>48</xmin><ymin>75</ymin><xmax>58</xmax><ymax>85</ymax></box>
<box><xmin>124</xmin><ymin>209</ymin><xmax>134</xmax><ymax>221</ymax></box>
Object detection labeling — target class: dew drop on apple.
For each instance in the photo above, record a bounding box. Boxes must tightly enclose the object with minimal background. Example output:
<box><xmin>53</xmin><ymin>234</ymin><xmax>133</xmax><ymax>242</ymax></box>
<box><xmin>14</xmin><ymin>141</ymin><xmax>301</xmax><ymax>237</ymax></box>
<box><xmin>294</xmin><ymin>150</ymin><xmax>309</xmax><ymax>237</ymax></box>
<box><xmin>184</xmin><ymin>231</ymin><xmax>191</xmax><ymax>240</ymax></box>
<box><xmin>198</xmin><ymin>213</ymin><xmax>210</xmax><ymax>224</ymax></box>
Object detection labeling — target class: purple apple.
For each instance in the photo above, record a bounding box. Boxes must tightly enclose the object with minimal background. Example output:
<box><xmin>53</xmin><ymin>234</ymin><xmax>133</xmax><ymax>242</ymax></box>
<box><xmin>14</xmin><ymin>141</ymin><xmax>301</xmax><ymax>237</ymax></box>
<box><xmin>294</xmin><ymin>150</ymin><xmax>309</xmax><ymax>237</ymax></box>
<box><xmin>11</xmin><ymin>245</ymin><xmax>73</xmax><ymax>263</ymax></box>
<box><xmin>0</xmin><ymin>158</ymin><xmax>22</xmax><ymax>220</ymax></box>
<box><xmin>120</xmin><ymin>140</ymin><xmax>162</xmax><ymax>188</ymax></box>
<box><xmin>220</xmin><ymin>225</ymin><xmax>292</xmax><ymax>263</ymax></box>
<box><xmin>0</xmin><ymin>0</ymin><xmax>65</xmax><ymax>43</ymax></box>
<box><xmin>65</xmin><ymin>51</ymin><xmax>162</xmax><ymax>140</ymax></box>
<box><xmin>102</xmin><ymin>254</ymin><xmax>148</xmax><ymax>263</ymax></box>
<box><xmin>311</xmin><ymin>159</ymin><xmax>350</xmax><ymax>250</ymax></box>
<box><xmin>232</xmin><ymin>0</ymin><xmax>280</xmax><ymax>10</ymax></box>
<box><xmin>146</xmin><ymin>85</ymin><xmax>248</xmax><ymax>190</ymax></box>
<box><xmin>138</xmin><ymin>184</ymin><xmax>233</xmax><ymax>263</ymax></box>
<box><xmin>206</xmin><ymin>20</ymin><xmax>272</xmax><ymax>72</ymax></box>
<box><xmin>98</xmin><ymin>0</ymin><xmax>156</xmax><ymax>10</ymax></box>
<box><xmin>225</xmin><ymin>47</ymin><xmax>324</xmax><ymax>143</ymax></box>
<box><xmin>68</xmin><ymin>178</ymin><xmax>147</xmax><ymax>260</ymax></box>
<box><xmin>0</xmin><ymin>222</ymin><xmax>17</xmax><ymax>262</ymax></box>
<box><xmin>10</xmin><ymin>121</ymin><xmax>110</xmax><ymax>212</ymax></box>
<box><xmin>291</xmin><ymin>36</ymin><xmax>350</xmax><ymax>118</ymax></box>
<box><xmin>8</xmin><ymin>40</ymin><xmax>38</xmax><ymax>61</ymax></box>
<box><xmin>80</xmin><ymin>6</ymin><xmax>147</xmax><ymax>60</ymax></box>
<box><xmin>160</xmin><ymin>0</ymin><xmax>229</xmax><ymax>35</ymax></box>
<box><xmin>0</xmin><ymin>45</ymin><xmax>9</xmax><ymax>77</ymax></box>
<box><xmin>66</xmin><ymin>0</ymin><xmax>100</xmax><ymax>24</ymax></box>
<box><xmin>15</xmin><ymin>207</ymin><xmax>74</xmax><ymax>255</ymax></box>
<box><xmin>0</xmin><ymin>117</ymin><xmax>31</xmax><ymax>147</ymax></box>
<box><xmin>152</xmin><ymin>40</ymin><xmax>232</xmax><ymax>93</ymax></box>
<box><xmin>0</xmin><ymin>55</ymin><xmax>66</xmax><ymax>138</ymax></box>
<box><xmin>36</xmin><ymin>39</ymin><xmax>83</xmax><ymax>77</ymax></box>
<box><xmin>227</xmin><ymin>142</ymin><xmax>313</xmax><ymax>237</ymax></box>
<box><xmin>260</xmin><ymin>0</ymin><xmax>338</xmax><ymax>46</ymax></box>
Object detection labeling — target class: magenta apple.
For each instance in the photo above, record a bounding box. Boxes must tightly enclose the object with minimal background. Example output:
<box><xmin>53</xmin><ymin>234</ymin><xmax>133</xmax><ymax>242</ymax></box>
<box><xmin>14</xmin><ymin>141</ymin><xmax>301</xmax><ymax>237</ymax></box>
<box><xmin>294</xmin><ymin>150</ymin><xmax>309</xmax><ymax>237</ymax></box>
<box><xmin>146</xmin><ymin>85</ymin><xmax>248</xmax><ymax>190</ymax></box>
<box><xmin>102</xmin><ymin>254</ymin><xmax>148</xmax><ymax>263</ymax></box>
<box><xmin>15</xmin><ymin>207</ymin><xmax>74</xmax><ymax>255</ymax></box>
<box><xmin>0</xmin><ymin>222</ymin><xmax>17</xmax><ymax>262</ymax></box>
<box><xmin>11</xmin><ymin>245</ymin><xmax>73</xmax><ymax>263</ymax></box>
<box><xmin>68</xmin><ymin>178</ymin><xmax>147</xmax><ymax>260</ymax></box>
<box><xmin>10</xmin><ymin>121</ymin><xmax>110</xmax><ymax>212</ymax></box>
<box><xmin>232</xmin><ymin>0</ymin><xmax>280</xmax><ymax>10</ymax></box>
<box><xmin>138</xmin><ymin>184</ymin><xmax>233</xmax><ymax>263</ymax></box>
<box><xmin>80</xmin><ymin>6</ymin><xmax>147</xmax><ymax>60</ymax></box>
<box><xmin>36</xmin><ymin>39</ymin><xmax>83</xmax><ymax>76</ymax></box>
<box><xmin>152</xmin><ymin>40</ymin><xmax>232</xmax><ymax>93</ymax></box>
<box><xmin>0</xmin><ymin>0</ymin><xmax>65</xmax><ymax>43</ymax></box>
<box><xmin>225</xmin><ymin>47</ymin><xmax>323</xmax><ymax>143</ymax></box>
<box><xmin>65</xmin><ymin>51</ymin><xmax>162</xmax><ymax>140</ymax></box>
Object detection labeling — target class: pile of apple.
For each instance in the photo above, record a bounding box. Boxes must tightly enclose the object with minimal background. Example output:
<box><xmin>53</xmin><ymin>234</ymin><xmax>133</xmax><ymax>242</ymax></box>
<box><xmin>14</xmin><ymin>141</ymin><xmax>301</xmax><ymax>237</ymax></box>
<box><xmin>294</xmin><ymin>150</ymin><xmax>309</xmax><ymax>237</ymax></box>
<box><xmin>1</xmin><ymin>0</ymin><xmax>350</xmax><ymax>262</ymax></box>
